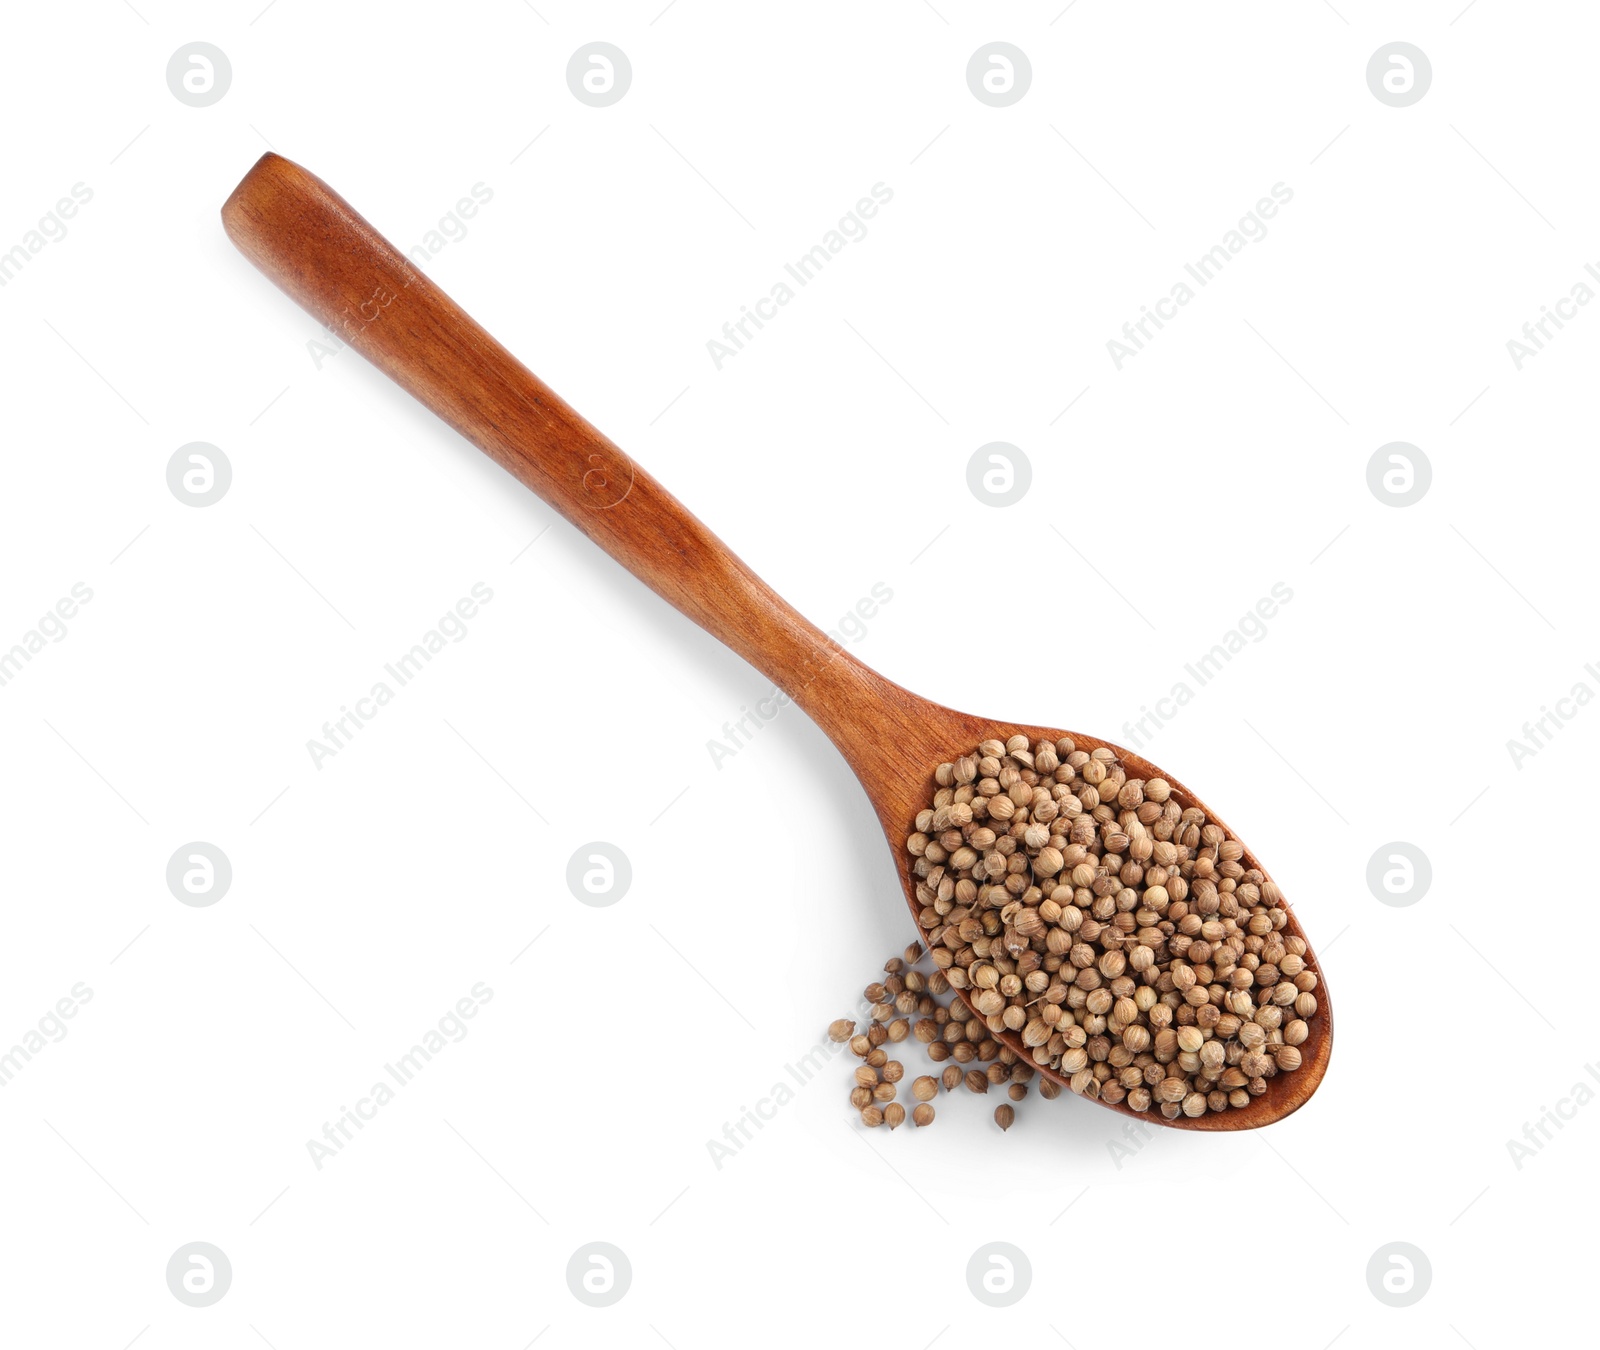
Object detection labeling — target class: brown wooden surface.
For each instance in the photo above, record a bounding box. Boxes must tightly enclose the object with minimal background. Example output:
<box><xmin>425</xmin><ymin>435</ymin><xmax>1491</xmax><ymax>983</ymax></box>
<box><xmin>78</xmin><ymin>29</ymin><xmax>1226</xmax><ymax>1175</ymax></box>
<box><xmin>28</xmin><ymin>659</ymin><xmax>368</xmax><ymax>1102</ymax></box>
<box><xmin>222</xmin><ymin>152</ymin><xmax>1332</xmax><ymax>1131</ymax></box>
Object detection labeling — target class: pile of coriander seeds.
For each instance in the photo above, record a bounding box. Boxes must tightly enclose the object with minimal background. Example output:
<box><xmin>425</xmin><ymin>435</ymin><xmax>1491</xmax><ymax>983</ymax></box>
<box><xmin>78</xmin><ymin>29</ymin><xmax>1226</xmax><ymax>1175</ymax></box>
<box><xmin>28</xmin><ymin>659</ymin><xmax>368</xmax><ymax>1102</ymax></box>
<box><xmin>902</xmin><ymin>735</ymin><xmax>1320</xmax><ymax>1121</ymax></box>
<box><xmin>829</xmin><ymin>941</ymin><xmax>1050</xmax><ymax>1131</ymax></box>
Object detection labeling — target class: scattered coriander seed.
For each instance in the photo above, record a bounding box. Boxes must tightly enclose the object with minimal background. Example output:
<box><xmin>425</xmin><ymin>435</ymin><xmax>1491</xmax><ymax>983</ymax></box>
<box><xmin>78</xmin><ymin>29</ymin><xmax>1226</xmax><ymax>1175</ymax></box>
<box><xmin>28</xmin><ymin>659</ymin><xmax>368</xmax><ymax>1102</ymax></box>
<box><xmin>994</xmin><ymin>1104</ymin><xmax>1016</xmax><ymax>1131</ymax></box>
<box><xmin>873</xmin><ymin>1081</ymin><xmax>897</xmax><ymax>1103</ymax></box>
<box><xmin>1008</xmin><ymin>1083</ymin><xmax>1027</xmax><ymax>1102</ymax></box>
<box><xmin>861</xmin><ymin>1105</ymin><xmax>884</xmax><ymax>1128</ymax></box>
<box><xmin>828</xmin><ymin>1018</ymin><xmax>855</xmax><ymax>1043</ymax></box>
<box><xmin>849</xmin><ymin>1086</ymin><xmax>872</xmax><ymax>1110</ymax></box>
<box><xmin>884</xmin><ymin>1102</ymin><xmax>906</xmax><ymax>1129</ymax></box>
<box><xmin>912</xmin><ymin>1103</ymin><xmax>935</xmax><ymax>1127</ymax></box>
<box><xmin>912</xmin><ymin>1075</ymin><xmax>938</xmax><ymax>1102</ymax></box>
<box><xmin>965</xmin><ymin>1069</ymin><xmax>989</xmax><ymax>1094</ymax></box>
<box><xmin>942</xmin><ymin>1065</ymin><xmax>963</xmax><ymax>1093</ymax></box>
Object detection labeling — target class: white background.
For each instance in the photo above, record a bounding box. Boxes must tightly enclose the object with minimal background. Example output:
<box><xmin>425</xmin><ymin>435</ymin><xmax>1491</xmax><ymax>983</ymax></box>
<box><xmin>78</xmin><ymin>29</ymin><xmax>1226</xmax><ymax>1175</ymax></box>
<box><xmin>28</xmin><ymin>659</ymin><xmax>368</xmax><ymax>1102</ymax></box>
<box><xmin>0</xmin><ymin>1</ymin><xmax>1593</xmax><ymax>1346</ymax></box>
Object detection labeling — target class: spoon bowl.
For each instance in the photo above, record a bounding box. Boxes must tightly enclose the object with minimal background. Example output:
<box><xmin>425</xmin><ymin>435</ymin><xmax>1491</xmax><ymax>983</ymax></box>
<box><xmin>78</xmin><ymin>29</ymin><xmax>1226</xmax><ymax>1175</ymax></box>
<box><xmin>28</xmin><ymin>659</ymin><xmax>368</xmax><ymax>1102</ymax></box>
<box><xmin>847</xmin><ymin>691</ymin><xmax>1332</xmax><ymax>1131</ymax></box>
<box><xmin>222</xmin><ymin>153</ymin><xmax>1331</xmax><ymax>1132</ymax></box>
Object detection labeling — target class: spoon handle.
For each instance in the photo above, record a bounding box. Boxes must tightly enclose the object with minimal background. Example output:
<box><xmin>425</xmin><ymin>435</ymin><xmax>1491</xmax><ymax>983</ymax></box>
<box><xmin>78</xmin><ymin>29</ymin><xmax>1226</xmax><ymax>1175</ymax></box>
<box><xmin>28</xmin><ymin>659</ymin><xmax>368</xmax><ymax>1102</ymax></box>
<box><xmin>223</xmin><ymin>153</ymin><xmax>892</xmax><ymax>744</ymax></box>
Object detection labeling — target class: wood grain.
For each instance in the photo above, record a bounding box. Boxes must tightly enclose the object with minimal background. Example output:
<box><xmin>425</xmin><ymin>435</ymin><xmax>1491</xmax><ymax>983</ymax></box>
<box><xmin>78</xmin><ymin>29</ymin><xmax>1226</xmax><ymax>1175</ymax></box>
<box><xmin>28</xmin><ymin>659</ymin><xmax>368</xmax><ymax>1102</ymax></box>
<box><xmin>223</xmin><ymin>152</ymin><xmax>1331</xmax><ymax>1131</ymax></box>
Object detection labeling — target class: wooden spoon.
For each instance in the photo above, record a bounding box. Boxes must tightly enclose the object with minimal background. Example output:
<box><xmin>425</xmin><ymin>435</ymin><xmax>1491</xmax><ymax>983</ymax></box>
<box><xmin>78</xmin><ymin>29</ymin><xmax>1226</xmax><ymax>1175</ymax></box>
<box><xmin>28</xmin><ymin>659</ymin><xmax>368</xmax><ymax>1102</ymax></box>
<box><xmin>222</xmin><ymin>153</ymin><xmax>1331</xmax><ymax>1131</ymax></box>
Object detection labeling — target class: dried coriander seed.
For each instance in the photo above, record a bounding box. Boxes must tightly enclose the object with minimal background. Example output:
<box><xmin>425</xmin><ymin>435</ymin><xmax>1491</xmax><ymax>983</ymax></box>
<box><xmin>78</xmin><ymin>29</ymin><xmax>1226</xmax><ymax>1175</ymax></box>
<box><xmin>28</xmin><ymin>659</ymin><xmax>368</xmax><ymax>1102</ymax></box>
<box><xmin>842</xmin><ymin>832</ymin><xmax>1313</xmax><ymax>1134</ymax></box>
<box><xmin>897</xmin><ymin>736</ymin><xmax>1321</xmax><ymax>1121</ymax></box>
<box><xmin>828</xmin><ymin>1018</ymin><xmax>855</xmax><ymax>1043</ymax></box>
<box><xmin>912</xmin><ymin>1103</ymin><xmax>935</xmax><ymax>1127</ymax></box>
<box><xmin>994</xmin><ymin>1104</ymin><xmax>1015</xmax><ymax>1130</ymax></box>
